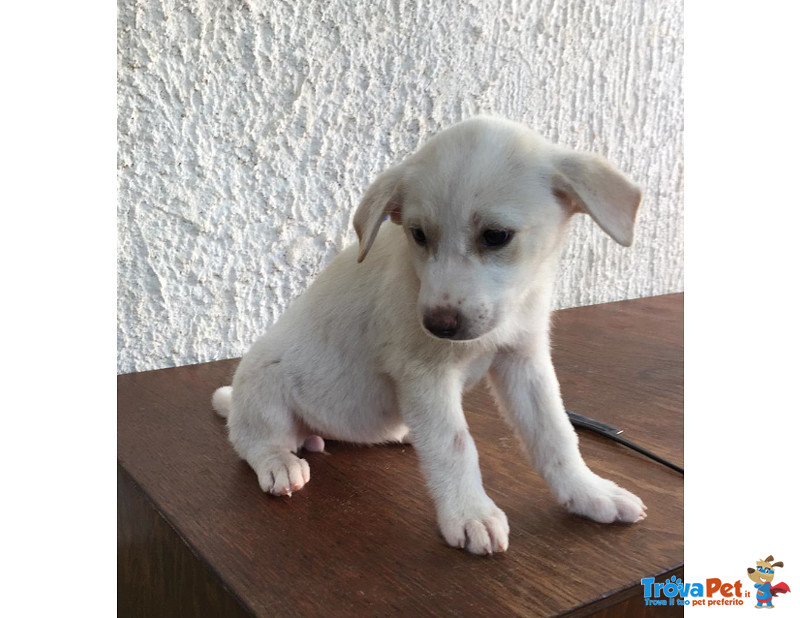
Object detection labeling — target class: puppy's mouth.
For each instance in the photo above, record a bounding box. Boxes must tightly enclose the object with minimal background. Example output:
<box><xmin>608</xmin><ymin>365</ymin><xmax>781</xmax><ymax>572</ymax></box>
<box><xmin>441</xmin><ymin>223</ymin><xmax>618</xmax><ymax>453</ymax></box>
<box><xmin>422</xmin><ymin>327</ymin><xmax>485</xmax><ymax>342</ymax></box>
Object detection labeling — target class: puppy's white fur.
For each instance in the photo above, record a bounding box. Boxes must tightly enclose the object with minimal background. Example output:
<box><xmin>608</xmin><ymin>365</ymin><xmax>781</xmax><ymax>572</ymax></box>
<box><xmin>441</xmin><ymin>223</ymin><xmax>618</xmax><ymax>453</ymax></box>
<box><xmin>213</xmin><ymin>117</ymin><xmax>645</xmax><ymax>554</ymax></box>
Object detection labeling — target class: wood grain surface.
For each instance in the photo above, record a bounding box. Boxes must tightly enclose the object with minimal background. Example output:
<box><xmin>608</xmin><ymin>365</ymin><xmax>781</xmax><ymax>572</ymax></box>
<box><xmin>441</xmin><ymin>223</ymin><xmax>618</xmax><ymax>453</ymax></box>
<box><xmin>118</xmin><ymin>293</ymin><xmax>684</xmax><ymax>617</ymax></box>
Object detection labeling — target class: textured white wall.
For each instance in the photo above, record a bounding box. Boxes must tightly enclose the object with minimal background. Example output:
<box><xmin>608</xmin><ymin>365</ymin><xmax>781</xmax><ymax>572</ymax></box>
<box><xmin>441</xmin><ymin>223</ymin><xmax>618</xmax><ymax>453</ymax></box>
<box><xmin>117</xmin><ymin>0</ymin><xmax>683</xmax><ymax>374</ymax></box>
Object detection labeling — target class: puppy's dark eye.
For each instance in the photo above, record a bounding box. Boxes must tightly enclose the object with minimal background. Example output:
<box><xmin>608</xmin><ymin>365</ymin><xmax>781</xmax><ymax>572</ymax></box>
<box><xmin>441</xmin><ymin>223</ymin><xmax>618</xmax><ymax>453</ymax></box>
<box><xmin>482</xmin><ymin>229</ymin><xmax>513</xmax><ymax>248</ymax></box>
<box><xmin>410</xmin><ymin>227</ymin><xmax>427</xmax><ymax>246</ymax></box>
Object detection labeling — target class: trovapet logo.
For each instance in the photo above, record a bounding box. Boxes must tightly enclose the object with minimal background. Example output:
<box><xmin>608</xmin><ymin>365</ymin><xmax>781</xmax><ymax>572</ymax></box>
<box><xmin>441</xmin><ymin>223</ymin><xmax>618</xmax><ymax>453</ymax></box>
<box><xmin>641</xmin><ymin>554</ymin><xmax>792</xmax><ymax>609</ymax></box>
<box><xmin>641</xmin><ymin>575</ymin><xmax>744</xmax><ymax>607</ymax></box>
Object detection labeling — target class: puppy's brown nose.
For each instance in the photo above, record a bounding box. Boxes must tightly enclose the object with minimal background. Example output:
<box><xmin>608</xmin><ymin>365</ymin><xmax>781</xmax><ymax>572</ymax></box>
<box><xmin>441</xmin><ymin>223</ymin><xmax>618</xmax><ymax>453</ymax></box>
<box><xmin>423</xmin><ymin>308</ymin><xmax>461</xmax><ymax>339</ymax></box>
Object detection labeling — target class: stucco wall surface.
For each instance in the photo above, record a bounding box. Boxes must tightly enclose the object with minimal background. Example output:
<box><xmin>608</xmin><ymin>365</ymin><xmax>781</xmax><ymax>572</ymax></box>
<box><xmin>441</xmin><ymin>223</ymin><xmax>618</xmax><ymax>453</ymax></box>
<box><xmin>117</xmin><ymin>0</ymin><xmax>683</xmax><ymax>374</ymax></box>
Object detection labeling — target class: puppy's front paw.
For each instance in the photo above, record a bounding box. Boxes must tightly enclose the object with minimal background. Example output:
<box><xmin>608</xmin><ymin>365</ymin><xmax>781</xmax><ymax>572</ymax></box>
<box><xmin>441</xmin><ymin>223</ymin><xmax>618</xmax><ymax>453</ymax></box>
<box><xmin>438</xmin><ymin>501</ymin><xmax>510</xmax><ymax>555</ymax></box>
<box><xmin>254</xmin><ymin>451</ymin><xmax>310</xmax><ymax>497</ymax></box>
<box><xmin>562</xmin><ymin>474</ymin><xmax>646</xmax><ymax>524</ymax></box>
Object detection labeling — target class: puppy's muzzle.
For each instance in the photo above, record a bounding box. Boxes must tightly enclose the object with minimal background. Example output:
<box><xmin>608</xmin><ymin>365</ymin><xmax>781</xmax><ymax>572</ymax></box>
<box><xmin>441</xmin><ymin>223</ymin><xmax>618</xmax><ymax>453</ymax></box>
<box><xmin>423</xmin><ymin>307</ymin><xmax>462</xmax><ymax>339</ymax></box>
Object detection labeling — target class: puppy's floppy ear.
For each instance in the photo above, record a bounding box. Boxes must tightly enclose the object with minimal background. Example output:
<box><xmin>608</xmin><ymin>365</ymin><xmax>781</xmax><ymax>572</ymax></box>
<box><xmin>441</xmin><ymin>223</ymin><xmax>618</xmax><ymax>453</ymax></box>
<box><xmin>552</xmin><ymin>149</ymin><xmax>642</xmax><ymax>247</ymax></box>
<box><xmin>353</xmin><ymin>164</ymin><xmax>405</xmax><ymax>263</ymax></box>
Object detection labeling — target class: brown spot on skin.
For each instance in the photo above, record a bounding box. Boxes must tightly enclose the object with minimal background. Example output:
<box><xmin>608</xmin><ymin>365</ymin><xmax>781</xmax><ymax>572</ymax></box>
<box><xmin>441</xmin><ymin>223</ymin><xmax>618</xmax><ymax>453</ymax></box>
<box><xmin>453</xmin><ymin>430</ymin><xmax>467</xmax><ymax>452</ymax></box>
<box><xmin>443</xmin><ymin>293</ymin><xmax>450</xmax><ymax>301</ymax></box>
<box><xmin>552</xmin><ymin>187</ymin><xmax>571</xmax><ymax>205</ymax></box>
<box><xmin>389</xmin><ymin>203</ymin><xmax>403</xmax><ymax>224</ymax></box>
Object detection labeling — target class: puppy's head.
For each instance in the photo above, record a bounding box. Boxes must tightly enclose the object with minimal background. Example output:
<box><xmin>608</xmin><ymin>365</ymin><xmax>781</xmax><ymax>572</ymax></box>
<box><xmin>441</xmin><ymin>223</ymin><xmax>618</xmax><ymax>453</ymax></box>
<box><xmin>354</xmin><ymin>117</ymin><xmax>642</xmax><ymax>342</ymax></box>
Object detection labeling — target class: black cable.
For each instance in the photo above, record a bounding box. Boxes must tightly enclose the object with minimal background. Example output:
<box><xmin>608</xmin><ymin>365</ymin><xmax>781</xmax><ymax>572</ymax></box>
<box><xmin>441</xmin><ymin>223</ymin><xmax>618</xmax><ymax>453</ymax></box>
<box><xmin>566</xmin><ymin>410</ymin><xmax>684</xmax><ymax>475</ymax></box>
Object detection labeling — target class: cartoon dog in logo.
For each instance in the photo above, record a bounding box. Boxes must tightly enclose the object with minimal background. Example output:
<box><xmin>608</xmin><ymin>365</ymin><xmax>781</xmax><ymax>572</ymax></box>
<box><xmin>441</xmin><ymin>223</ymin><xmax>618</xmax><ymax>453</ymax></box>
<box><xmin>747</xmin><ymin>555</ymin><xmax>791</xmax><ymax>608</ymax></box>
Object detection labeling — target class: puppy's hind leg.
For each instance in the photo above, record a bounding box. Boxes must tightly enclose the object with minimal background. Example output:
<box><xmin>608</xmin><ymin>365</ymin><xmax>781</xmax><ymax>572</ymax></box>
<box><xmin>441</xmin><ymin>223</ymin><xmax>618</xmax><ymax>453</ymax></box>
<box><xmin>226</xmin><ymin>365</ymin><xmax>311</xmax><ymax>497</ymax></box>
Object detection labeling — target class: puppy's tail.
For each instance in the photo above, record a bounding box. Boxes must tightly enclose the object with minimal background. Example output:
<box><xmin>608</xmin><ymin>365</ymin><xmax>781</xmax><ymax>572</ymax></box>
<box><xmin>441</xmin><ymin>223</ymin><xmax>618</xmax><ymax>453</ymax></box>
<box><xmin>211</xmin><ymin>386</ymin><xmax>233</xmax><ymax>419</ymax></box>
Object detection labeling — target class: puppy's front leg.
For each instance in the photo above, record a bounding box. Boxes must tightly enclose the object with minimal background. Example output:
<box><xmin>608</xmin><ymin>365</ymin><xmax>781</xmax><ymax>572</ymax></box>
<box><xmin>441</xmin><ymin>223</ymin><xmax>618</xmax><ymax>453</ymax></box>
<box><xmin>488</xmin><ymin>345</ymin><xmax>647</xmax><ymax>524</ymax></box>
<box><xmin>397</xmin><ymin>370</ymin><xmax>509</xmax><ymax>555</ymax></box>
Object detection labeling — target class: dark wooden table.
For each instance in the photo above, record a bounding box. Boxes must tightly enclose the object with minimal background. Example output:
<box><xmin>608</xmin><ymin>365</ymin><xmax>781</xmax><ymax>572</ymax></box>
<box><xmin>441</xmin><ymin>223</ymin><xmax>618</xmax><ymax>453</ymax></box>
<box><xmin>118</xmin><ymin>293</ymin><xmax>683</xmax><ymax>617</ymax></box>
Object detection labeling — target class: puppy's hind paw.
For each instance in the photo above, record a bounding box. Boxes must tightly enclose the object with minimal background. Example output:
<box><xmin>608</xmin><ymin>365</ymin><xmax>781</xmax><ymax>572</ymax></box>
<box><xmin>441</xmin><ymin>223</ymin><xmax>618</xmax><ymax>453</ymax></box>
<box><xmin>563</xmin><ymin>475</ymin><xmax>647</xmax><ymax>524</ymax></box>
<box><xmin>438</xmin><ymin>502</ymin><xmax>510</xmax><ymax>556</ymax></box>
<box><xmin>255</xmin><ymin>451</ymin><xmax>311</xmax><ymax>497</ymax></box>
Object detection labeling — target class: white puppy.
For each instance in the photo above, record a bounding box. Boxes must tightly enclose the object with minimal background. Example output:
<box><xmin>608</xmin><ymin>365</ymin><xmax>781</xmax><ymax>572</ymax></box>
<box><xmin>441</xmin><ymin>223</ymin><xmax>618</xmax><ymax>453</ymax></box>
<box><xmin>212</xmin><ymin>116</ymin><xmax>646</xmax><ymax>555</ymax></box>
